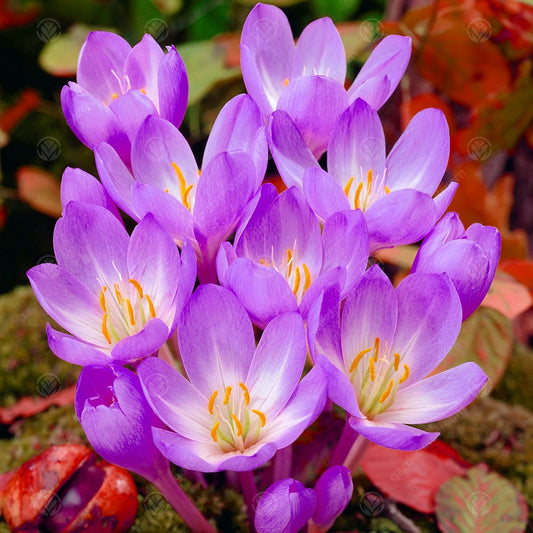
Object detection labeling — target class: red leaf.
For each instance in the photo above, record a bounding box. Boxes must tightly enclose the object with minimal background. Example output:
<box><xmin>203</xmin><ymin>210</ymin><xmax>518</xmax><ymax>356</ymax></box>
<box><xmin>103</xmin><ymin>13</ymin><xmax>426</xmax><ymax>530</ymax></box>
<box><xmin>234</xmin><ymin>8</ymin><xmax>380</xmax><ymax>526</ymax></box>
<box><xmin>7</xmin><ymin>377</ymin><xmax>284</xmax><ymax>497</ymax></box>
<box><xmin>16</xmin><ymin>165</ymin><xmax>62</xmax><ymax>218</ymax></box>
<box><xmin>360</xmin><ymin>441</ymin><xmax>467</xmax><ymax>513</ymax></box>
<box><xmin>481</xmin><ymin>271</ymin><xmax>532</xmax><ymax>319</ymax></box>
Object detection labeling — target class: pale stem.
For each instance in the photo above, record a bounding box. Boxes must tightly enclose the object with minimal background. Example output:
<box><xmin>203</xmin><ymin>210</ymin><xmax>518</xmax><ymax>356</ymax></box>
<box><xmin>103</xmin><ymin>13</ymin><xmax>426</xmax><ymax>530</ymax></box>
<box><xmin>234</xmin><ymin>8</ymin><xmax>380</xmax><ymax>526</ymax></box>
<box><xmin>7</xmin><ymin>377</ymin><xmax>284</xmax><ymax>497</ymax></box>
<box><xmin>238</xmin><ymin>470</ymin><xmax>258</xmax><ymax>532</ymax></box>
<box><xmin>329</xmin><ymin>421</ymin><xmax>358</xmax><ymax>467</ymax></box>
<box><xmin>272</xmin><ymin>445</ymin><xmax>293</xmax><ymax>482</ymax></box>
<box><xmin>342</xmin><ymin>434</ymin><xmax>370</xmax><ymax>475</ymax></box>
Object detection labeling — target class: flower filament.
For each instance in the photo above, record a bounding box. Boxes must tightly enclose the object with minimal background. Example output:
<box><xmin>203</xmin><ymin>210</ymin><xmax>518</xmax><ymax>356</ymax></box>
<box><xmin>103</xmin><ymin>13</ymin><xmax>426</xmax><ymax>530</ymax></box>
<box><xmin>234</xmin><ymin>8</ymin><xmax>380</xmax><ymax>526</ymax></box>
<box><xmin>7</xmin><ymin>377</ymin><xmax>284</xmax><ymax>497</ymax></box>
<box><xmin>344</xmin><ymin>169</ymin><xmax>390</xmax><ymax>212</ymax></box>
<box><xmin>208</xmin><ymin>382</ymin><xmax>266</xmax><ymax>453</ymax></box>
<box><xmin>171</xmin><ymin>162</ymin><xmax>195</xmax><ymax>210</ymax></box>
<box><xmin>348</xmin><ymin>336</ymin><xmax>410</xmax><ymax>418</ymax></box>
<box><xmin>99</xmin><ymin>278</ymin><xmax>156</xmax><ymax>344</ymax></box>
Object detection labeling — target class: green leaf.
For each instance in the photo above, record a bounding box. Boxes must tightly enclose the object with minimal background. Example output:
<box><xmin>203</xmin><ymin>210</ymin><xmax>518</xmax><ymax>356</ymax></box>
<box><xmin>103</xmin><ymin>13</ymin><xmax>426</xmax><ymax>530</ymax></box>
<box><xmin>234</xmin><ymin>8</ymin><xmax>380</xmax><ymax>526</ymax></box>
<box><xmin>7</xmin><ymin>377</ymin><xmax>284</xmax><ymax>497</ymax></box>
<box><xmin>432</xmin><ymin>307</ymin><xmax>512</xmax><ymax>393</ymax></box>
<box><xmin>435</xmin><ymin>465</ymin><xmax>528</xmax><ymax>533</ymax></box>
<box><xmin>312</xmin><ymin>0</ymin><xmax>362</xmax><ymax>22</ymax></box>
<box><xmin>177</xmin><ymin>40</ymin><xmax>241</xmax><ymax>106</ymax></box>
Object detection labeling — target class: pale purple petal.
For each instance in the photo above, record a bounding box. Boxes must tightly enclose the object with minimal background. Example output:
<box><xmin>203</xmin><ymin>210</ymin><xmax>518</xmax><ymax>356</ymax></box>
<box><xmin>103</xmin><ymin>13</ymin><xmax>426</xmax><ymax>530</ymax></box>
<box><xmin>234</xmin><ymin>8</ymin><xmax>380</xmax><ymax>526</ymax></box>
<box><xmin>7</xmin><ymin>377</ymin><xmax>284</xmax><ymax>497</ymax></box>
<box><xmin>347</xmin><ymin>75</ymin><xmax>391</xmax><ymax>109</ymax></box>
<box><xmin>111</xmin><ymin>318</ymin><xmax>169</xmax><ymax>361</ymax></box>
<box><xmin>393</xmin><ymin>272</ymin><xmax>462</xmax><ymax>383</ymax></box>
<box><xmin>302</xmin><ymin>167</ymin><xmax>350</xmax><ymax>220</ymax></box>
<box><xmin>386</xmin><ymin>108</ymin><xmax>449</xmax><ymax>194</ymax></box>
<box><xmin>215</xmin><ymin>241</ymin><xmax>237</xmax><ymax>286</ymax></box>
<box><xmin>267</xmin><ymin>110</ymin><xmax>320</xmax><ymax>189</ymax></box>
<box><xmin>240</xmin><ymin>3</ymin><xmax>295</xmax><ymax>117</ymax></box>
<box><xmin>46</xmin><ymin>326</ymin><xmax>112</xmax><ymax>365</ymax></box>
<box><xmin>158</xmin><ymin>46</ymin><xmax>188</xmax><ymax>127</ymax></box>
<box><xmin>178</xmin><ymin>285</ymin><xmax>255</xmax><ymax>396</ymax></box>
<box><xmin>378</xmin><ymin>363</ymin><xmax>488</xmax><ymax>424</ymax></box>
<box><xmin>299</xmin><ymin>266</ymin><xmax>346</xmax><ymax>321</ymax></box>
<box><xmin>312</xmin><ymin>466</ymin><xmax>353</xmax><ymax>528</ymax></box>
<box><xmin>109</xmin><ymin>90</ymin><xmax>157</xmax><ymax>143</ymax></box>
<box><xmin>434</xmin><ymin>181</ymin><xmax>458</xmax><ymax>220</ymax></box>
<box><xmin>247</xmin><ymin>313</ymin><xmax>306</xmax><ymax>417</ymax></box>
<box><xmin>276</xmin><ymin>75</ymin><xmax>348</xmax><ymax>158</ymax></box>
<box><xmin>293</xmin><ymin>18</ymin><xmax>346</xmax><ymax>84</ymax></box>
<box><xmin>465</xmin><ymin>224</ymin><xmax>500</xmax><ymax>296</ymax></box>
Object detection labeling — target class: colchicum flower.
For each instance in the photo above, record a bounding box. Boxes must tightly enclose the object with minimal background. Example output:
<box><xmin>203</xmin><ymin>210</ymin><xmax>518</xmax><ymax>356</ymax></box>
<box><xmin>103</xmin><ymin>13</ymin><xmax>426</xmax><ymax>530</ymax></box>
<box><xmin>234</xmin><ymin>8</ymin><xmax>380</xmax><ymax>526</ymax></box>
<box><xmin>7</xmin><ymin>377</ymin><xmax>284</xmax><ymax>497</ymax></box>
<box><xmin>94</xmin><ymin>94</ymin><xmax>266</xmax><ymax>282</ymax></box>
<box><xmin>241</xmin><ymin>3</ymin><xmax>411</xmax><ymax>157</ymax></box>
<box><xmin>27</xmin><ymin>202</ymin><xmax>196</xmax><ymax>365</ymax></box>
<box><xmin>217</xmin><ymin>185</ymin><xmax>368</xmax><ymax>327</ymax></box>
<box><xmin>61</xmin><ymin>32</ymin><xmax>188</xmax><ymax>164</ymax></box>
<box><xmin>412</xmin><ymin>211</ymin><xmax>501</xmax><ymax>321</ymax></box>
<box><xmin>308</xmin><ymin>265</ymin><xmax>488</xmax><ymax>451</ymax></box>
<box><xmin>138</xmin><ymin>284</ymin><xmax>326</xmax><ymax>472</ymax></box>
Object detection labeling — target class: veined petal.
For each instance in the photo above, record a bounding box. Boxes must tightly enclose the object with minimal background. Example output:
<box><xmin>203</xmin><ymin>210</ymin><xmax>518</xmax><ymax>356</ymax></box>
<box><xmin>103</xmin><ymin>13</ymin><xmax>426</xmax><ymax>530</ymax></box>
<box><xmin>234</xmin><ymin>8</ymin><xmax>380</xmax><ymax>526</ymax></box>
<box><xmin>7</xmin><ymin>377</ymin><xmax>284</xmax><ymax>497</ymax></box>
<box><xmin>158</xmin><ymin>45</ymin><xmax>188</xmax><ymax>127</ymax></box>
<box><xmin>109</xmin><ymin>90</ymin><xmax>157</xmax><ymax>143</ymax></box>
<box><xmin>53</xmin><ymin>202</ymin><xmax>129</xmax><ymax>293</ymax></box>
<box><xmin>303</xmin><ymin>167</ymin><xmax>350</xmax><ymax>221</ymax></box>
<box><xmin>348</xmin><ymin>416</ymin><xmax>439</xmax><ymax>451</ymax></box>
<box><xmin>178</xmin><ymin>285</ymin><xmax>255</xmax><ymax>396</ymax></box>
<box><xmin>393</xmin><ymin>272</ymin><xmax>462</xmax><ymax>384</ymax></box>
<box><xmin>386</xmin><ymin>108</ymin><xmax>450</xmax><ymax>194</ymax></box>
<box><xmin>77</xmin><ymin>31</ymin><xmax>131</xmax><ymax>103</ymax></box>
<box><xmin>377</xmin><ymin>362</ymin><xmax>488</xmax><ymax>424</ymax></box>
<box><xmin>215</xmin><ymin>241</ymin><xmax>237</xmax><ymax>286</ymax></box>
<box><xmin>110</xmin><ymin>318</ymin><xmax>169</xmax><ymax>361</ymax></box>
<box><xmin>247</xmin><ymin>312</ymin><xmax>307</xmax><ymax>418</ymax></box>
<box><xmin>433</xmin><ymin>181</ymin><xmax>459</xmax><ymax>220</ymax></box>
<box><xmin>293</xmin><ymin>17</ymin><xmax>346</xmax><ymax>84</ymax></box>
<box><xmin>327</xmin><ymin>98</ymin><xmax>386</xmax><ymax>189</ymax></box>
<box><xmin>240</xmin><ymin>3</ymin><xmax>295</xmax><ymax>117</ymax></box>
<box><xmin>267</xmin><ymin>110</ymin><xmax>320</xmax><ymax>189</ymax></box>
<box><xmin>312</xmin><ymin>466</ymin><xmax>353</xmax><ymax>528</ymax></box>
<box><xmin>276</xmin><ymin>75</ymin><xmax>348</xmax><ymax>158</ymax></box>
<box><xmin>347</xmin><ymin>75</ymin><xmax>391</xmax><ymax>109</ymax></box>
<box><xmin>465</xmin><ymin>224</ymin><xmax>500</xmax><ymax>295</ymax></box>
<box><xmin>46</xmin><ymin>326</ymin><xmax>112</xmax><ymax>365</ymax></box>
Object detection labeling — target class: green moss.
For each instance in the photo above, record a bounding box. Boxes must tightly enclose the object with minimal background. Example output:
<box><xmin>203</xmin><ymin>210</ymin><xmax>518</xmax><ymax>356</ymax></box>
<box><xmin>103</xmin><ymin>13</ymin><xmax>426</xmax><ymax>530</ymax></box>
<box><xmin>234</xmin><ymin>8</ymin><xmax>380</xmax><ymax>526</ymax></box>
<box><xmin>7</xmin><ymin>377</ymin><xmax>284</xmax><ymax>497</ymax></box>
<box><xmin>0</xmin><ymin>286</ymin><xmax>79</xmax><ymax>407</ymax></box>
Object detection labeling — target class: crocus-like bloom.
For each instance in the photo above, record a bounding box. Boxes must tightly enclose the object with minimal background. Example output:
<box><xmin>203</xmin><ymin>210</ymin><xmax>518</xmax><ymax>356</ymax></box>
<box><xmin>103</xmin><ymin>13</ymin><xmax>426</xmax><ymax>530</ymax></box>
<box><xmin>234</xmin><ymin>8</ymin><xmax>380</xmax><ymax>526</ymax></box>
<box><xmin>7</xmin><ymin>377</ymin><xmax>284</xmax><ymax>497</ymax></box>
<box><xmin>255</xmin><ymin>478</ymin><xmax>316</xmax><ymax>533</ymax></box>
<box><xmin>312</xmin><ymin>466</ymin><xmax>353</xmax><ymax>529</ymax></box>
<box><xmin>272</xmin><ymin>98</ymin><xmax>456</xmax><ymax>251</ymax></box>
<box><xmin>27</xmin><ymin>201</ymin><xmax>196</xmax><ymax>365</ymax></box>
<box><xmin>308</xmin><ymin>265</ymin><xmax>488</xmax><ymax>451</ymax></box>
<box><xmin>138</xmin><ymin>284</ymin><xmax>326</xmax><ymax>472</ymax></box>
<box><xmin>61</xmin><ymin>32</ymin><xmax>188</xmax><ymax>164</ymax></box>
<box><xmin>412</xmin><ymin>212</ymin><xmax>501</xmax><ymax>321</ymax></box>
<box><xmin>75</xmin><ymin>365</ymin><xmax>170</xmax><ymax>482</ymax></box>
<box><xmin>241</xmin><ymin>3</ymin><xmax>411</xmax><ymax>157</ymax></box>
<box><xmin>94</xmin><ymin>94</ymin><xmax>266</xmax><ymax>282</ymax></box>
<box><xmin>216</xmin><ymin>185</ymin><xmax>369</xmax><ymax>327</ymax></box>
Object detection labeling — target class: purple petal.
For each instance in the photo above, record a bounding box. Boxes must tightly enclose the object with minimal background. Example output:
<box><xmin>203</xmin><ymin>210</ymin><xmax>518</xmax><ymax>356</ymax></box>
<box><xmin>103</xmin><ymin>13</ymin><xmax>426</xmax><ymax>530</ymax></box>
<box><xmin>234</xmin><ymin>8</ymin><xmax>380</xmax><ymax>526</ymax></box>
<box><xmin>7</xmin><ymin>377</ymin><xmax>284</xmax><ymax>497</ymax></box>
<box><xmin>378</xmin><ymin>362</ymin><xmax>488</xmax><ymax>424</ymax></box>
<box><xmin>302</xmin><ymin>167</ymin><xmax>350</xmax><ymax>220</ymax></box>
<box><xmin>327</xmin><ymin>98</ymin><xmax>386</xmax><ymax>189</ymax></box>
<box><xmin>386</xmin><ymin>109</ymin><xmax>449</xmax><ymax>194</ymax></box>
<box><xmin>341</xmin><ymin>266</ymin><xmax>397</xmax><ymax>374</ymax></box>
<box><xmin>46</xmin><ymin>326</ymin><xmax>111</xmax><ymax>365</ymax></box>
<box><xmin>348</xmin><ymin>416</ymin><xmax>439</xmax><ymax>451</ymax></box>
<box><xmin>299</xmin><ymin>266</ymin><xmax>346</xmax><ymax>321</ymax></box>
<box><xmin>240</xmin><ymin>3</ymin><xmax>295</xmax><ymax>117</ymax></box>
<box><xmin>178</xmin><ymin>285</ymin><xmax>255</xmax><ymax>396</ymax></box>
<box><xmin>157</xmin><ymin>46</ymin><xmax>188</xmax><ymax>127</ymax></box>
<box><xmin>348</xmin><ymin>35</ymin><xmax>411</xmax><ymax>108</ymax></box>
<box><xmin>215</xmin><ymin>241</ymin><xmax>237</xmax><ymax>286</ymax></box>
<box><xmin>203</xmin><ymin>94</ymin><xmax>267</xmax><ymax>188</ymax></box>
<box><xmin>365</xmin><ymin>189</ymin><xmax>437</xmax><ymax>252</ymax></box>
<box><xmin>111</xmin><ymin>318</ymin><xmax>169</xmax><ymax>361</ymax></box>
<box><xmin>293</xmin><ymin>18</ymin><xmax>346</xmax><ymax>84</ymax></box>
<box><xmin>267</xmin><ymin>110</ymin><xmax>320</xmax><ymax>189</ymax></box>
<box><xmin>347</xmin><ymin>75</ymin><xmax>391</xmax><ymax>110</ymax></box>
<box><xmin>434</xmin><ymin>181</ymin><xmax>458</xmax><ymax>220</ymax></box>
<box><xmin>221</xmin><ymin>258</ymin><xmax>298</xmax><ymax>328</ymax></box>
<box><xmin>312</xmin><ymin>466</ymin><xmax>353</xmax><ymax>528</ymax></box>
<box><xmin>255</xmin><ymin>478</ymin><xmax>316</xmax><ymax>533</ymax></box>
<box><xmin>94</xmin><ymin>142</ymin><xmax>137</xmax><ymax>218</ymax></box>
<box><xmin>276</xmin><ymin>75</ymin><xmax>348</xmax><ymax>158</ymax></box>
<box><xmin>393</xmin><ymin>272</ymin><xmax>462</xmax><ymax>383</ymax></box>
<box><xmin>109</xmin><ymin>90</ymin><xmax>157</xmax><ymax>143</ymax></box>
<box><xmin>247</xmin><ymin>313</ymin><xmax>306</xmax><ymax>417</ymax></box>
<box><xmin>77</xmin><ymin>31</ymin><xmax>131</xmax><ymax>103</ymax></box>
<box><xmin>53</xmin><ymin>202</ymin><xmax>129</xmax><ymax>293</ymax></box>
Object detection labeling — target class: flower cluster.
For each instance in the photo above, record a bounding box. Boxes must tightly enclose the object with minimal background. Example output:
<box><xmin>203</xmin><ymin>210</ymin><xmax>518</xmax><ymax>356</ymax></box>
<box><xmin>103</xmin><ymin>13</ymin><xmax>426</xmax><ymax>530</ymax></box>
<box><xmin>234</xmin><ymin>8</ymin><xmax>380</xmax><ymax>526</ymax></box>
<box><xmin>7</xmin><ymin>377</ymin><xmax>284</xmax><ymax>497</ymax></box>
<box><xmin>28</xmin><ymin>3</ymin><xmax>500</xmax><ymax>530</ymax></box>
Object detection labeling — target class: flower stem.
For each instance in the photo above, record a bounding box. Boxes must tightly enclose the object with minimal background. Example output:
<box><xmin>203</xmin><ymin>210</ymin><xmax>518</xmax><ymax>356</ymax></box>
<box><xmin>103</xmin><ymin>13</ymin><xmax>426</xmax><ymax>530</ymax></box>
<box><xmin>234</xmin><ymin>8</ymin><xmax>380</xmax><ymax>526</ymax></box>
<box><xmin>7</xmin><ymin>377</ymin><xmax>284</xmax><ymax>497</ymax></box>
<box><xmin>342</xmin><ymin>434</ymin><xmax>370</xmax><ymax>475</ymax></box>
<box><xmin>238</xmin><ymin>470</ymin><xmax>258</xmax><ymax>532</ymax></box>
<box><xmin>272</xmin><ymin>445</ymin><xmax>292</xmax><ymax>482</ymax></box>
<box><xmin>153</xmin><ymin>468</ymin><xmax>215</xmax><ymax>533</ymax></box>
<box><xmin>329</xmin><ymin>421</ymin><xmax>358</xmax><ymax>466</ymax></box>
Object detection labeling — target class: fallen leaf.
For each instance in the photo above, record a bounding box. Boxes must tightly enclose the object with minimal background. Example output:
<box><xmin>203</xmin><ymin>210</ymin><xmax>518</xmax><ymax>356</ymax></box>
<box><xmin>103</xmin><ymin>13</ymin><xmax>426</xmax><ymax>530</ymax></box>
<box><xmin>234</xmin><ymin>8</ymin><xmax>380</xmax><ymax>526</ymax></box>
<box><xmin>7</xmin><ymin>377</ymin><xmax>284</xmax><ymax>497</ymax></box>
<box><xmin>16</xmin><ymin>166</ymin><xmax>62</xmax><ymax>218</ymax></box>
<box><xmin>481</xmin><ymin>271</ymin><xmax>532</xmax><ymax>319</ymax></box>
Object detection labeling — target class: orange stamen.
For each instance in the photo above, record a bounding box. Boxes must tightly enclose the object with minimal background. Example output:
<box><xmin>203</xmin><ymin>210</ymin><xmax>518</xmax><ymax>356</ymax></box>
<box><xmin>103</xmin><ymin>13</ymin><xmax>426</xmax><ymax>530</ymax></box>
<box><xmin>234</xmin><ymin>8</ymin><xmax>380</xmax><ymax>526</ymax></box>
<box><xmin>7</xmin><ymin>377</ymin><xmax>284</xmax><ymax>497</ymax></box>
<box><xmin>303</xmin><ymin>264</ymin><xmax>311</xmax><ymax>292</ymax></box>
<box><xmin>126</xmin><ymin>298</ymin><xmax>135</xmax><ymax>325</ymax></box>
<box><xmin>349</xmin><ymin>347</ymin><xmax>372</xmax><ymax>374</ymax></box>
<box><xmin>211</xmin><ymin>422</ymin><xmax>220</xmax><ymax>442</ymax></box>
<box><xmin>252</xmin><ymin>409</ymin><xmax>266</xmax><ymax>427</ymax></box>
<box><xmin>399</xmin><ymin>364</ymin><xmax>410</xmax><ymax>384</ymax></box>
<box><xmin>344</xmin><ymin>176</ymin><xmax>354</xmax><ymax>196</ymax></box>
<box><xmin>223</xmin><ymin>386</ymin><xmax>232</xmax><ymax>405</ymax></box>
<box><xmin>102</xmin><ymin>313</ymin><xmax>112</xmax><ymax>344</ymax></box>
<box><xmin>208</xmin><ymin>390</ymin><xmax>218</xmax><ymax>414</ymax></box>
<box><xmin>239</xmin><ymin>383</ymin><xmax>250</xmax><ymax>405</ymax></box>
<box><xmin>129</xmin><ymin>278</ymin><xmax>144</xmax><ymax>299</ymax></box>
<box><xmin>145</xmin><ymin>294</ymin><xmax>156</xmax><ymax>318</ymax></box>
<box><xmin>379</xmin><ymin>379</ymin><xmax>394</xmax><ymax>404</ymax></box>
<box><xmin>232</xmin><ymin>414</ymin><xmax>243</xmax><ymax>436</ymax></box>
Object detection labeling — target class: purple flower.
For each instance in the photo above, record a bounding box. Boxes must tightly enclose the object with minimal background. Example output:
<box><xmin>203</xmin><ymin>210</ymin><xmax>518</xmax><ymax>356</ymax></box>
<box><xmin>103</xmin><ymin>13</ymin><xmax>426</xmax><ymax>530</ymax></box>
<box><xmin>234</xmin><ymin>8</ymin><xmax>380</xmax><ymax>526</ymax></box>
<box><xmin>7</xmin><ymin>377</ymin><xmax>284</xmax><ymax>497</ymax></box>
<box><xmin>255</xmin><ymin>478</ymin><xmax>316</xmax><ymax>533</ymax></box>
<box><xmin>241</xmin><ymin>4</ymin><xmax>411</xmax><ymax>157</ymax></box>
<box><xmin>308</xmin><ymin>265</ymin><xmax>488</xmax><ymax>451</ymax></box>
<box><xmin>216</xmin><ymin>185</ymin><xmax>368</xmax><ymax>327</ymax></box>
<box><xmin>292</xmin><ymin>98</ymin><xmax>457</xmax><ymax>251</ymax></box>
<box><xmin>27</xmin><ymin>202</ymin><xmax>196</xmax><ymax>365</ymax></box>
<box><xmin>412</xmin><ymin>212</ymin><xmax>501</xmax><ymax>321</ymax></box>
<box><xmin>75</xmin><ymin>365</ymin><xmax>169</xmax><ymax>482</ymax></box>
<box><xmin>61</xmin><ymin>32</ymin><xmax>187</xmax><ymax>164</ymax></box>
<box><xmin>94</xmin><ymin>94</ymin><xmax>265</xmax><ymax>282</ymax></box>
<box><xmin>312</xmin><ymin>466</ymin><xmax>353</xmax><ymax>529</ymax></box>
<box><xmin>138</xmin><ymin>284</ymin><xmax>327</xmax><ymax>472</ymax></box>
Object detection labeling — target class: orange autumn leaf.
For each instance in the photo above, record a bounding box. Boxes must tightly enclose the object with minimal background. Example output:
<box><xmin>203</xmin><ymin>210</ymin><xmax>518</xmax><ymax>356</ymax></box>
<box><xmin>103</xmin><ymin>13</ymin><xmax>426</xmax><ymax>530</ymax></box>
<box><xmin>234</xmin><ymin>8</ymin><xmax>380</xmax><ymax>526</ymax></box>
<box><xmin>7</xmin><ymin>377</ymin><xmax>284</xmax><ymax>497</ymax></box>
<box><xmin>16</xmin><ymin>166</ymin><xmax>62</xmax><ymax>218</ymax></box>
<box><xmin>482</xmin><ymin>270</ymin><xmax>532</xmax><ymax>320</ymax></box>
<box><xmin>401</xmin><ymin>93</ymin><xmax>456</xmax><ymax>135</ymax></box>
<box><xmin>500</xmin><ymin>259</ymin><xmax>533</xmax><ymax>295</ymax></box>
